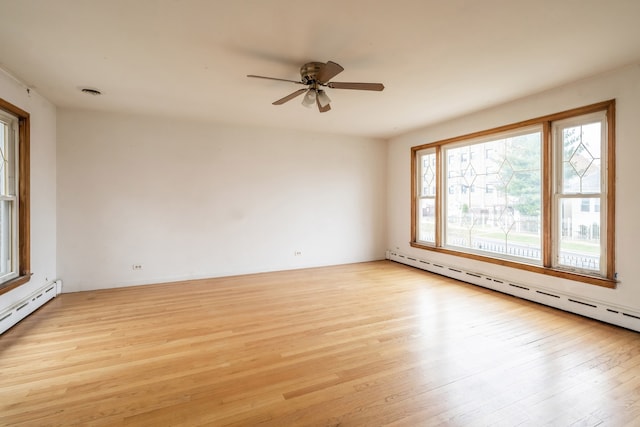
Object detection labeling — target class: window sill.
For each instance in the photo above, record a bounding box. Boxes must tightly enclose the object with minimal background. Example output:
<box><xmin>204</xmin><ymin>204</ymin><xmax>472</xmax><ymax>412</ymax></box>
<box><xmin>0</xmin><ymin>274</ymin><xmax>33</xmax><ymax>296</ymax></box>
<box><xmin>410</xmin><ymin>242</ymin><xmax>617</xmax><ymax>289</ymax></box>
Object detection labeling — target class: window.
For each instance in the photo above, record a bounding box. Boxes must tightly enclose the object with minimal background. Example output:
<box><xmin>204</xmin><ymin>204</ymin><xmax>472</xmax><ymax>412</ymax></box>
<box><xmin>554</xmin><ymin>111</ymin><xmax>608</xmax><ymax>275</ymax></box>
<box><xmin>411</xmin><ymin>100</ymin><xmax>615</xmax><ymax>288</ymax></box>
<box><xmin>443</xmin><ymin>127</ymin><xmax>542</xmax><ymax>262</ymax></box>
<box><xmin>0</xmin><ymin>98</ymin><xmax>30</xmax><ymax>294</ymax></box>
<box><xmin>0</xmin><ymin>109</ymin><xmax>19</xmax><ymax>282</ymax></box>
<box><xmin>415</xmin><ymin>148</ymin><xmax>436</xmax><ymax>244</ymax></box>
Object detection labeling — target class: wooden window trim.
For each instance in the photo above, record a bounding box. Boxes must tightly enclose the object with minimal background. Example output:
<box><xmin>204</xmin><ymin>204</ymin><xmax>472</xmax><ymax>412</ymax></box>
<box><xmin>0</xmin><ymin>97</ymin><xmax>31</xmax><ymax>296</ymax></box>
<box><xmin>411</xmin><ymin>100</ymin><xmax>616</xmax><ymax>289</ymax></box>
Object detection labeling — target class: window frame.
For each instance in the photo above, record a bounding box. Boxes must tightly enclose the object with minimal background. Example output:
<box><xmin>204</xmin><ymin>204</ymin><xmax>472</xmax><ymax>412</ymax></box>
<box><xmin>410</xmin><ymin>100</ymin><xmax>616</xmax><ymax>288</ymax></box>
<box><xmin>0</xmin><ymin>97</ymin><xmax>31</xmax><ymax>295</ymax></box>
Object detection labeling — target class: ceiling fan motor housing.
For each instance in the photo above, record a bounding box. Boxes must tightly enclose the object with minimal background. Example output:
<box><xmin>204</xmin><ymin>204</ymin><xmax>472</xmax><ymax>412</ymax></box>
<box><xmin>300</xmin><ymin>62</ymin><xmax>324</xmax><ymax>85</ymax></box>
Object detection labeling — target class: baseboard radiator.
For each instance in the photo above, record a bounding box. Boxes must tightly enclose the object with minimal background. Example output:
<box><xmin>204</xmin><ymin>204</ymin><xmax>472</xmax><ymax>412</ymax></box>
<box><xmin>0</xmin><ymin>280</ymin><xmax>62</xmax><ymax>335</ymax></box>
<box><xmin>387</xmin><ymin>250</ymin><xmax>640</xmax><ymax>332</ymax></box>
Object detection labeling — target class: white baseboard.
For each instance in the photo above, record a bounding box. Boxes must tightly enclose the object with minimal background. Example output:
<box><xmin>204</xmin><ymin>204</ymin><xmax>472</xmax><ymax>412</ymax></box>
<box><xmin>0</xmin><ymin>280</ymin><xmax>61</xmax><ymax>335</ymax></box>
<box><xmin>387</xmin><ymin>250</ymin><xmax>640</xmax><ymax>332</ymax></box>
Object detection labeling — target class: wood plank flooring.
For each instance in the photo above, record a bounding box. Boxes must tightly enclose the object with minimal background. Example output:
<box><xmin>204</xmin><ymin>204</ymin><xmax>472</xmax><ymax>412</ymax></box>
<box><xmin>1</xmin><ymin>260</ymin><xmax>640</xmax><ymax>426</ymax></box>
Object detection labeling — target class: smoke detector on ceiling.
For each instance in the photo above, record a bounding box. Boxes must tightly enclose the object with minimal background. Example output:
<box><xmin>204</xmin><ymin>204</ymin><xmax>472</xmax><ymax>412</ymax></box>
<box><xmin>80</xmin><ymin>87</ymin><xmax>102</xmax><ymax>96</ymax></box>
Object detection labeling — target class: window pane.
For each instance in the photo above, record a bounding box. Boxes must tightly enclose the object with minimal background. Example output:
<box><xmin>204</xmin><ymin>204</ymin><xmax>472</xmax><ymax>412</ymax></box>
<box><xmin>445</xmin><ymin>130</ymin><xmax>542</xmax><ymax>262</ymax></box>
<box><xmin>0</xmin><ymin>200</ymin><xmax>12</xmax><ymax>276</ymax></box>
<box><xmin>558</xmin><ymin>197</ymin><xmax>601</xmax><ymax>272</ymax></box>
<box><xmin>562</xmin><ymin>122</ymin><xmax>602</xmax><ymax>194</ymax></box>
<box><xmin>419</xmin><ymin>152</ymin><xmax>436</xmax><ymax>197</ymax></box>
<box><xmin>418</xmin><ymin>198</ymin><xmax>435</xmax><ymax>243</ymax></box>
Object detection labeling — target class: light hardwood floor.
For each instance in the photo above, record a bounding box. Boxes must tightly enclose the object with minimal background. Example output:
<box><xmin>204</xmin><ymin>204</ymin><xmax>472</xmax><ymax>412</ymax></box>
<box><xmin>1</xmin><ymin>261</ymin><xmax>640</xmax><ymax>426</ymax></box>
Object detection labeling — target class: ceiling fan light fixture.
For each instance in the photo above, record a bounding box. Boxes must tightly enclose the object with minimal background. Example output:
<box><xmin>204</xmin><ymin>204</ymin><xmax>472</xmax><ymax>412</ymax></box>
<box><xmin>301</xmin><ymin>89</ymin><xmax>316</xmax><ymax>107</ymax></box>
<box><xmin>248</xmin><ymin>60</ymin><xmax>384</xmax><ymax>111</ymax></box>
<box><xmin>317</xmin><ymin>90</ymin><xmax>331</xmax><ymax>108</ymax></box>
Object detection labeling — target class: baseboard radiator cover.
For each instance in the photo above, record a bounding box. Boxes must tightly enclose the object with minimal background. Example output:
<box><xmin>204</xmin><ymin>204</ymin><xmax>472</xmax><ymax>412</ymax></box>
<box><xmin>0</xmin><ymin>280</ymin><xmax>62</xmax><ymax>335</ymax></box>
<box><xmin>386</xmin><ymin>250</ymin><xmax>640</xmax><ymax>333</ymax></box>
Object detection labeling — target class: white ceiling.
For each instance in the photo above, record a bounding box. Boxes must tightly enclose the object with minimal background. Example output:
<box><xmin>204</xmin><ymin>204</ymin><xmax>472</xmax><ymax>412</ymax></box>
<box><xmin>1</xmin><ymin>0</ymin><xmax>640</xmax><ymax>139</ymax></box>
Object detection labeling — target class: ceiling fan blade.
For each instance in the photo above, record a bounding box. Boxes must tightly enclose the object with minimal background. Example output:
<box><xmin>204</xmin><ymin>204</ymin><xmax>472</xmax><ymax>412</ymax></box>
<box><xmin>316</xmin><ymin>96</ymin><xmax>331</xmax><ymax>113</ymax></box>
<box><xmin>327</xmin><ymin>82</ymin><xmax>385</xmax><ymax>91</ymax></box>
<box><xmin>247</xmin><ymin>74</ymin><xmax>303</xmax><ymax>84</ymax></box>
<box><xmin>272</xmin><ymin>88</ymin><xmax>307</xmax><ymax>105</ymax></box>
<box><xmin>316</xmin><ymin>61</ymin><xmax>344</xmax><ymax>84</ymax></box>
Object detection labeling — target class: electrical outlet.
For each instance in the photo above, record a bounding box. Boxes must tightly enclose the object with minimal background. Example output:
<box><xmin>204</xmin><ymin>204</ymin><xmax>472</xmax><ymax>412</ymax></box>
<box><xmin>132</xmin><ymin>264</ymin><xmax>143</xmax><ymax>270</ymax></box>
<box><xmin>294</xmin><ymin>250</ymin><xmax>302</xmax><ymax>256</ymax></box>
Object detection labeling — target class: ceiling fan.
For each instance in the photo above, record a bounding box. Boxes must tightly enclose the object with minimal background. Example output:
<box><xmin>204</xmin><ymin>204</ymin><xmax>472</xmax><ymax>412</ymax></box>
<box><xmin>247</xmin><ymin>61</ymin><xmax>384</xmax><ymax>113</ymax></box>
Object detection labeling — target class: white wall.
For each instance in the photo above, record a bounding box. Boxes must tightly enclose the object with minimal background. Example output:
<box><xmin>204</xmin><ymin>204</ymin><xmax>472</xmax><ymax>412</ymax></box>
<box><xmin>57</xmin><ymin>111</ymin><xmax>387</xmax><ymax>292</ymax></box>
<box><xmin>388</xmin><ymin>63</ymin><xmax>640</xmax><ymax>311</ymax></box>
<box><xmin>0</xmin><ymin>71</ymin><xmax>57</xmax><ymax>309</ymax></box>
